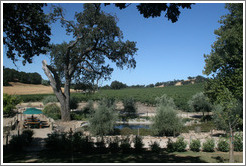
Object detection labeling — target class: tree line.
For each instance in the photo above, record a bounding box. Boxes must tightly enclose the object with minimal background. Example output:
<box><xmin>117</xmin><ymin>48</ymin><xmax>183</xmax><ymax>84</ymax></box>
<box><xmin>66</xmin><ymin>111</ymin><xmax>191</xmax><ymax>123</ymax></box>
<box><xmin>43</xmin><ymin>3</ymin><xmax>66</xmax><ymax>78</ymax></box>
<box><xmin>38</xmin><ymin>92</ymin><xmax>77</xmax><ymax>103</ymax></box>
<box><xmin>98</xmin><ymin>75</ymin><xmax>208</xmax><ymax>90</ymax></box>
<box><xmin>3</xmin><ymin>67</ymin><xmax>42</xmax><ymax>85</ymax></box>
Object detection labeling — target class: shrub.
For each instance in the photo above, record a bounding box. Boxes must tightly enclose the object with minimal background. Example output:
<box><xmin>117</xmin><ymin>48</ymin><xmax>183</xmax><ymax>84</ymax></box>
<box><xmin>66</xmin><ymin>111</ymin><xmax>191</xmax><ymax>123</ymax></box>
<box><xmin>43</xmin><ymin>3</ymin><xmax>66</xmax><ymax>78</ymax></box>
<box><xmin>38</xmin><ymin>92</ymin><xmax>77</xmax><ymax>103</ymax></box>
<box><xmin>174</xmin><ymin>137</ymin><xmax>187</xmax><ymax>152</ymax></box>
<box><xmin>42</xmin><ymin>95</ymin><xmax>58</xmax><ymax>105</ymax></box>
<box><xmin>122</xmin><ymin>98</ymin><xmax>138</xmax><ymax>119</ymax></box>
<box><xmin>202</xmin><ymin>138</ymin><xmax>215</xmax><ymax>152</ymax></box>
<box><xmin>3</xmin><ymin>94</ymin><xmax>22</xmax><ymax>117</ymax></box>
<box><xmin>120</xmin><ymin>137</ymin><xmax>131</xmax><ymax>153</ymax></box>
<box><xmin>70</xmin><ymin>96</ymin><xmax>79</xmax><ymax>110</ymax></box>
<box><xmin>108</xmin><ymin>137</ymin><xmax>120</xmax><ymax>153</ymax></box>
<box><xmin>152</xmin><ymin>105</ymin><xmax>183</xmax><ymax>136</ymax></box>
<box><xmin>133</xmin><ymin>135</ymin><xmax>144</xmax><ymax>153</ymax></box>
<box><xmin>82</xmin><ymin>100</ymin><xmax>94</xmax><ymax>115</ymax></box>
<box><xmin>166</xmin><ymin>137</ymin><xmax>187</xmax><ymax>152</ymax></box>
<box><xmin>150</xmin><ymin>141</ymin><xmax>162</xmax><ymax>153</ymax></box>
<box><xmin>190</xmin><ymin>139</ymin><xmax>201</xmax><ymax>152</ymax></box>
<box><xmin>217</xmin><ymin>138</ymin><xmax>229</xmax><ymax>152</ymax></box>
<box><xmin>70</xmin><ymin>111</ymin><xmax>85</xmax><ymax>120</ymax></box>
<box><xmin>95</xmin><ymin>137</ymin><xmax>107</xmax><ymax>153</ymax></box>
<box><xmin>8</xmin><ymin>129</ymin><xmax>34</xmax><ymax>151</ymax></box>
<box><xmin>45</xmin><ymin>132</ymin><xmax>94</xmax><ymax>153</ymax></box>
<box><xmin>43</xmin><ymin>103</ymin><xmax>61</xmax><ymax>120</ymax></box>
<box><xmin>89</xmin><ymin>99</ymin><xmax>118</xmax><ymax>136</ymax></box>
<box><xmin>166</xmin><ymin>138</ymin><xmax>176</xmax><ymax>152</ymax></box>
<box><xmin>188</xmin><ymin>92</ymin><xmax>212</xmax><ymax>116</ymax></box>
<box><xmin>234</xmin><ymin>132</ymin><xmax>243</xmax><ymax>152</ymax></box>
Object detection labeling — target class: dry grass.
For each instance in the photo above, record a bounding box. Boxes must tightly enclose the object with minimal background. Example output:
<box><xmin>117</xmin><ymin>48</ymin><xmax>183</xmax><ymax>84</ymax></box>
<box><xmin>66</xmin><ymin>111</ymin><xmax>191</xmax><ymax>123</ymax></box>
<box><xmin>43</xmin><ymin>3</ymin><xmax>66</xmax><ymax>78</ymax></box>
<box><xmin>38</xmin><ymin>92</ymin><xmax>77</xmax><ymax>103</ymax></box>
<box><xmin>3</xmin><ymin>82</ymin><xmax>76</xmax><ymax>95</ymax></box>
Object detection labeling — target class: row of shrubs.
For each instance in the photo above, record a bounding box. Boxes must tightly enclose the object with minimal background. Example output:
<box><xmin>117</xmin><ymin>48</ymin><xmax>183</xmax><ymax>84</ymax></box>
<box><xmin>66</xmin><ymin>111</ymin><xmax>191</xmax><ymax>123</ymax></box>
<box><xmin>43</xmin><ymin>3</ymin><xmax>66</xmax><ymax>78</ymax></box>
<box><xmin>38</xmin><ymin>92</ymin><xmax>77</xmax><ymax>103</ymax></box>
<box><xmin>45</xmin><ymin>131</ymin><xmax>243</xmax><ymax>154</ymax></box>
<box><xmin>7</xmin><ymin>130</ymin><xmax>34</xmax><ymax>151</ymax></box>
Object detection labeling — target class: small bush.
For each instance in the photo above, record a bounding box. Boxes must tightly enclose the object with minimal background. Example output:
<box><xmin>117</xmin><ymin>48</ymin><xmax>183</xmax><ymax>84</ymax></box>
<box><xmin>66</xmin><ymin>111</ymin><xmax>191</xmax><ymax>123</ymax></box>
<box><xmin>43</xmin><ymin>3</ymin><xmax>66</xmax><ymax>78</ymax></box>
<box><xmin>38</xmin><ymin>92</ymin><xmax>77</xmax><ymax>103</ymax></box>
<box><xmin>150</xmin><ymin>141</ymin><xmax>162</xmax><ymax>153</ymax></box>
<box><xmin>82</xmin><ymin>100</ymin><xmax>94</xmax><ymax>115</ymax></box>
<box><xmin>43</xmin><ymin>103</ymin><xmax>61</xmax><ymax>120</ymax></box>
<box><xmin>174</xmin><ymin>137</ymin><xmax>187</xmax><ymax>152</ymax></box>
<box><xmin>133</xmin><ymin>135</ymin><xmax>144</xmax><ymax>153</ymax></box>
<box><xmin>108</xmin><ymin>137</ymin><xmax>120</xmax><ymax>153</ymax></box>
<box><xmin>8</xmin><ymin>129</ymin><xmax>34</xmax><ymax>151</ymax></box>
<box><xmin>166</xmin><ymin>138</ymin><xmax>176</xmax><ymax>152</ymax></box>
<box><xmin>122</xmin><ymin>98</ymin><xmax>138</xmax><ymax>119</ymax></box>
<box><xmin>42</xmin><ymin>96</ymin><xmax>58</xmax><ymax>105</ymax></box>
<box><xmin>202</xmin><ymin>138</ymin><xmax>215</xmax><ymax>152</ymax></box>
<box><xmin>234</xmin><ymin>132</ymin><xmax>243</xmax><ymax>152</ymax></box>
<box><xmin>95</xmin><ymin>137</ymin><xmax>107</xmax><ymax>153</ymax></box>
<box><xmin>166</xmin><ymin>137</ymin><xmax>187</xmax><ymax>152</ymax></box>
<box><xmin>70</xmin><ymin>96</ymin><xmax>79</xmax><ymax>110</ymax></box>
<box><xmin>120</xmin><ymin>137</ymin><xmax>131</xmax><ymax>153</ymax></box>
<box><xmin>217</xmin><ymin>138</ymin><xmax>229</xmax><ymax>152</ymax></box>
<box><xmin>190</xmin><ymin>139</ymin><xmax>201</xmax><ymax>152</ymax></box>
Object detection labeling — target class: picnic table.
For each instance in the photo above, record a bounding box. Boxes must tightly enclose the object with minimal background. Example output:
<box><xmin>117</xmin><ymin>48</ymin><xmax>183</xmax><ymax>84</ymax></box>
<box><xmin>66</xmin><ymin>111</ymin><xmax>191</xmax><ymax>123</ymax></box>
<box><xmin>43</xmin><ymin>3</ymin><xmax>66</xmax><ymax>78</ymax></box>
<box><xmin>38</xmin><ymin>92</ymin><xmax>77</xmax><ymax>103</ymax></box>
<box><xmin>23</xmin><ymin>118</ymin><xmax>50</xmax><ymax>129</ymax></box>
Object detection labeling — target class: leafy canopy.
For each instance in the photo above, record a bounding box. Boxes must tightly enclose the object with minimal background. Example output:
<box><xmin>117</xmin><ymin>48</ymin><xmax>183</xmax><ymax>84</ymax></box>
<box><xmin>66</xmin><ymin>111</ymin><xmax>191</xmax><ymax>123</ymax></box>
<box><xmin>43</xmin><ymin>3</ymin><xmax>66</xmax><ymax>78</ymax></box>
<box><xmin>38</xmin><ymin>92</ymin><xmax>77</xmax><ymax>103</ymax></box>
<box><xmin>49</xmin><ymin>4</ymin><xmax>137</xmax><ymax>83</ymax></box>
<box><xmin>105</xmin><ymin>3</ymin><xmax>194</xmax><ymax>23</ymax></box>
<box><xmin>3</xmin><ymin>3</ymin><xmax>51</xmax><ymax>65</ymax></box>
<box><xmin>203</xmin><ymin>3</ymin><xmax>243</xmax><ymax>102</ymax></box>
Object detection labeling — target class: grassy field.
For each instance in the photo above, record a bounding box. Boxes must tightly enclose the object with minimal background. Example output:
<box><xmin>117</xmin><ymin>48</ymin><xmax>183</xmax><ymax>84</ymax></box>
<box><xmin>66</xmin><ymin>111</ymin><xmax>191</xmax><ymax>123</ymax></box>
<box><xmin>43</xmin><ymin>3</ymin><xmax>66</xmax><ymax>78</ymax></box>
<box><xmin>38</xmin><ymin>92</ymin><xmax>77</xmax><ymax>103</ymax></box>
<box><xmin>3</xmin><ymin>150</ymin><xmax>243</xmax><ymax>163</ymax></box>
<box><xmin>16</xmin><ymin>83</ymin><xmax>204</xmax><ymax>111</ymax></box>
<box><xmin>3</xmin><ymin>82</ymin><xmax>76</xmax><ymax>95</ymax></box>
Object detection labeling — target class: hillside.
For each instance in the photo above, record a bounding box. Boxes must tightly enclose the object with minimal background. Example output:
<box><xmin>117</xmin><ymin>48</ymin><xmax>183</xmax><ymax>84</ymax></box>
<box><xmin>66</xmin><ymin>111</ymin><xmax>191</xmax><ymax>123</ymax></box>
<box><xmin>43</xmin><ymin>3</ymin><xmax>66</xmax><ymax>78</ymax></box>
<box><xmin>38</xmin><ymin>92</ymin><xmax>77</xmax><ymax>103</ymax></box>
<box><xmin>3</xmin><ymin>82</ymin><xmax>76</xmax><ymax>95</ymax></box>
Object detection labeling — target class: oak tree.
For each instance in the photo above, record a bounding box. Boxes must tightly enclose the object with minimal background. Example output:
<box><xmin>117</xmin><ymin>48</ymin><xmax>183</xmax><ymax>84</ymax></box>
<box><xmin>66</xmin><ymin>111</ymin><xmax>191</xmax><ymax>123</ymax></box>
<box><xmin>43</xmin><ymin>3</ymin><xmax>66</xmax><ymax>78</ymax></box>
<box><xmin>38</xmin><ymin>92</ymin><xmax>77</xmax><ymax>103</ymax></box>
<box><xmin>42</xmin><ymin>4</ymin><xmax>137</xmax><ymax>121</ymax></box>
<box><xmin>3</xmin><ymin>3</ymin><xmax>51</xmax><ymax>65</ymax></box>
<box><xmin>203</xmin><ymin>3</ymin><xmax>243</xmax><ymax>163</ymax></box>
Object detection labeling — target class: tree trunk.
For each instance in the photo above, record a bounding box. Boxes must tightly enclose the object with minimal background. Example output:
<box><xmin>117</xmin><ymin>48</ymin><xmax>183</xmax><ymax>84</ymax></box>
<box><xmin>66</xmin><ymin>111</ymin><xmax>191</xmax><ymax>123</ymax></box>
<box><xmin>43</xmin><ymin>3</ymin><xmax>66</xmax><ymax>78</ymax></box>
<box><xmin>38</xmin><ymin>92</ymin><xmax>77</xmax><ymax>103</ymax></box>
<box><xmin>42</xmin><ymin>60</ymin><xmax>71</xmax><ymax>121</ymax></box>
<box><xmin>229</xmin><ymin>126</ymin><xmax>234</xmax><ymax>163</ymax></box>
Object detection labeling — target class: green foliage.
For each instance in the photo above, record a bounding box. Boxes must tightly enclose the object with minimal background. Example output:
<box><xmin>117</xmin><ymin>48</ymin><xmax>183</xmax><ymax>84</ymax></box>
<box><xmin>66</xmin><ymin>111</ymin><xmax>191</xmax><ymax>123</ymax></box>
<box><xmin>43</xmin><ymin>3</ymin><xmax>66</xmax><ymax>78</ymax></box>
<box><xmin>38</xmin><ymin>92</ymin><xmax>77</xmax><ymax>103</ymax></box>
<box><xmin>133</xmin><ymin>136</ymin><xmax>144</xmax><ymax>153</ymax></box>
<box><xmin>108</xmin><ymin>137</ymin><xmax>120</xmax><ymax>153</ymax></box>
<box><xmin>120</xmin><ymin>136</ymin><xmax>131</xmax><ymax>153</ymax></box>
<box><xmin>3</xmin><ymin>94</ymin><xmax>22</xmax><ymax>117</ymax></box>
<box><xmin>174</xmin><ymin>137</ymin><xmax>187</xmax><ymax>152</ymax></box>
<box><xmin>188</xmin><ymin>92</ymin><xmax>212</xmax><ymax>115</ymax></box>
<box><xmin>45</xmin><ymin>132</ymin><xmax>94</xmax><ymax>153</ymax></box>
<box><xmin>155</xmin><ymin>94</ymin><xmax>176</xmax><ymax>108</ymax></box>
<box><xmin>204</xmin><ymin>3</ymin><xmax>243</xmax><ymax>102</ymax></box>
<box><xmin>18</xmin><ymin>83</ymin><xmax>204</xmax><ymax>111</ymax></box>
<box><xmin>149</xmin><ymin>141</ymin><xmax>162</xmax><ymax>153</ymax></box>
<box><xmin>152</xmin><ymin>95</ymin><xmax>183</xmax><ymax>136</ymax></box>
<box><xmin>3</xmin><ymin>4</ymin><xmax>51</xmax><ymax>65</ymax></box>
<box><xmin>110</xmin><ymin>80</ymin><xmax>127</xmax><ymax>90</ymax></box>
<box><xmin>212</xmin><ymin>89</ymin><xmax>243</xmax><ymax>132</ymax></box>
<box><xmin>89</xmin><ymin>99</ymin><xmax>118</xmax><ymax>136</ymax></box>
<box><xmin>202</xmin><ymin>138</ymin><xmax>215</xmax><ymax>152</ymax></box>
<box><xmin>190</xmin><ymin>139</ymin><xmax>201</xmax><ymax>152</ymax></box>
<box><xmin>166</xmin><ymin>137</ymin><xmax>187</xmax><ymax>152</ymax></box>
<box><xmin>8</xmin><ymin>129</ymin><xmax>34</xmax><ymax>151</ymax></box>
<box><xmin>122</xmin><ymin>98</ymin><xmax>137</xmax><ymax>119</ymax></box>
<box><xmin>42</xmin><ymin>95</ymin><xmax>58</xmax><ymax>105</ymax></box>
<box><xmin>41</xmin><ymin>80</ymin><xmax>50</xmax><ymax>86</ymax></box>
<box><xmin>234</xmin><ymin>132</ymin><xmax>243</xmax><ymax>152</ymax></box>
<box><xmin>105</xmin><ymin>3</ymin><xmax>193</xmax><ymax>23</ymax></box>
<box><xmin>95</xmin><ymin>137</ymin><xmax>107</xmax><ymax>153</ymax></box>
<box><xmin>43</xmin><ymin>103</ymin><xmax>61</xmax><ymax>120</ymax></box>
<box><xmin>217</xmin><ymin>138</ymin><xmax>229</xmax><ymax>152</ymax></box>
<box><xmin>70</xmin><ymin>96</ymin><xmax>79</xmax><ymax>110</ymax></box>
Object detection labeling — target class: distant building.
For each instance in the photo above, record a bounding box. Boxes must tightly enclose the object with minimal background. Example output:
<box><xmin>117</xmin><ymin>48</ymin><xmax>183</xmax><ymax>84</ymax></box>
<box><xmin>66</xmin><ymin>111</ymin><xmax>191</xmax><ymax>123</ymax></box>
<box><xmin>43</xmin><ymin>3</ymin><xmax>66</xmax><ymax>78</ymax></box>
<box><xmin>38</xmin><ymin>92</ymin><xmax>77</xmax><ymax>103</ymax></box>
<box><xmin>155</xmin><ymin>84</ymin><xmax>165</xmax><ymax>88</ymax></box>
<box><xmin>175</xmin><ymin>82</ymin><xmax>182</xmax><ymax>86</ymax></box>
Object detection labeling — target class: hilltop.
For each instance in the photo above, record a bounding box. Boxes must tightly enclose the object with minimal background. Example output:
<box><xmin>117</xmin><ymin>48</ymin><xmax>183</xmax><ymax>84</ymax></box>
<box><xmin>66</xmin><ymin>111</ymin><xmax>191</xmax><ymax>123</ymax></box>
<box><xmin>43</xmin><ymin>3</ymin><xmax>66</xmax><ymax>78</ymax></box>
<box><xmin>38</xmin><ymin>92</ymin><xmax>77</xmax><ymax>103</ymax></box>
<box><xmin>3</xmin><ymin>82</ymin><xmax>76</xmax><ymax>95</ymax></box>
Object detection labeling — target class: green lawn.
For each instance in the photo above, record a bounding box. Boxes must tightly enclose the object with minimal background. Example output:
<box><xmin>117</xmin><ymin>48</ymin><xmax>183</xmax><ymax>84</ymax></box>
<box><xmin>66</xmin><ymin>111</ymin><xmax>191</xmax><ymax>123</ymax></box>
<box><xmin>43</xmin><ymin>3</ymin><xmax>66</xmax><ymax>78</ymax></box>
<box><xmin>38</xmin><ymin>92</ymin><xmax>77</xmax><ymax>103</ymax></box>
<box><xmin>3</xmin><ymin>150</ymin><xmax>243</xmax><ymax>163</ymax></box>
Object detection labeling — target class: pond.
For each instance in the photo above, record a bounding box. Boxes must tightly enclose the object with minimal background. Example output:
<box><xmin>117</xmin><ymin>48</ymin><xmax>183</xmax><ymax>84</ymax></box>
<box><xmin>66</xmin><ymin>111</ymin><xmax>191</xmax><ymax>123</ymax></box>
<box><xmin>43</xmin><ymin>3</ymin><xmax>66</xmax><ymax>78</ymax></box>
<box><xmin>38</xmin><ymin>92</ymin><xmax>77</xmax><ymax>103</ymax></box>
<box><xmin>115</xmin><ymin>124</ymin><xmax>150</xmax><ymax>129</ymax></box>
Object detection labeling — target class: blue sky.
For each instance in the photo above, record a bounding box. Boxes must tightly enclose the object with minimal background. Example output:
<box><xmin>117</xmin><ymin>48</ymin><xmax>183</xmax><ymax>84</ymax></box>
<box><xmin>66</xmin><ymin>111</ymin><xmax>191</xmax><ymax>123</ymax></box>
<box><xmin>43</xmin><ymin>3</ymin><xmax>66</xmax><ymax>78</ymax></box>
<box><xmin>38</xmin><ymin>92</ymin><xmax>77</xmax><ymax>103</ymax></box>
<box><xmin>3</xmin><ymin>3</ymin><xmax>229</xmax><ymax>86</ymax></box>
